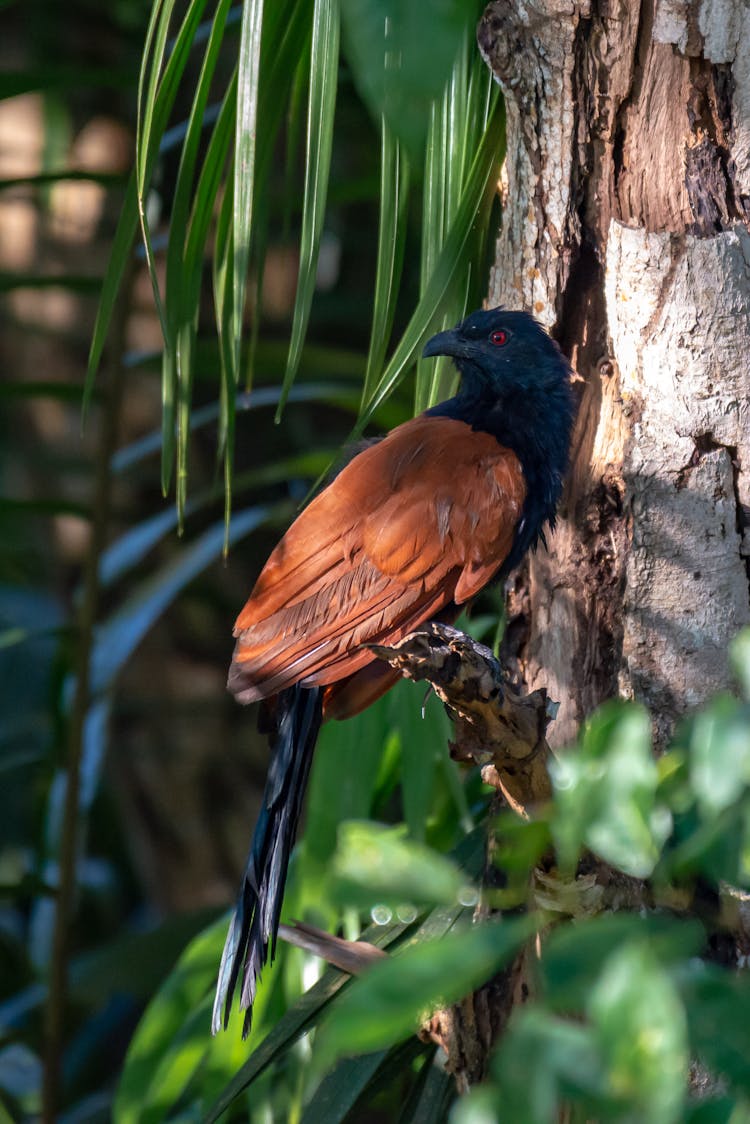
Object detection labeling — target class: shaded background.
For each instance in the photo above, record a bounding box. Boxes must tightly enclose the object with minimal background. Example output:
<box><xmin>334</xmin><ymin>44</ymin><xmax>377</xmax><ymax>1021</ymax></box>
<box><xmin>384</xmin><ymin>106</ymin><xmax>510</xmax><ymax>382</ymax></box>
<box><xmin>0</xmin><ymin>0</ymin><xmax>492</xmax><ymax>1115</ymax></box>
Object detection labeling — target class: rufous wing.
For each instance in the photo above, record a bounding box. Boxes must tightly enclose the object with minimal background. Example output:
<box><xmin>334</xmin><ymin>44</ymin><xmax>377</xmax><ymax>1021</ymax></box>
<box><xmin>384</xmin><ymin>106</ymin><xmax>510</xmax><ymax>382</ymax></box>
<box><xmin>229</xmin><ymin>415</ymin><xmax>525</xmax><ymax>703</ymax></box>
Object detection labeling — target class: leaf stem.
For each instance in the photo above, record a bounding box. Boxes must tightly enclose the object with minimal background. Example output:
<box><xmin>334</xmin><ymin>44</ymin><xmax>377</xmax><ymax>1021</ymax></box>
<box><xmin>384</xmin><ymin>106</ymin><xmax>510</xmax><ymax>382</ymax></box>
<box><xmin>41</xmin><ymin>266</ymin><xmax>132</xmax><ymax>1122</ymax></box>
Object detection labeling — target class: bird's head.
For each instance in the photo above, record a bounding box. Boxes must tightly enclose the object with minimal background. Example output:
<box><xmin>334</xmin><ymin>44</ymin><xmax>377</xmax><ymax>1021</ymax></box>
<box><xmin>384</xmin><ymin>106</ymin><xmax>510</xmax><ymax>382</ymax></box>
<box><xmin>422</xmin><ymin>307</ymin><xmax>571</xmax><ymax>400</ymax></box>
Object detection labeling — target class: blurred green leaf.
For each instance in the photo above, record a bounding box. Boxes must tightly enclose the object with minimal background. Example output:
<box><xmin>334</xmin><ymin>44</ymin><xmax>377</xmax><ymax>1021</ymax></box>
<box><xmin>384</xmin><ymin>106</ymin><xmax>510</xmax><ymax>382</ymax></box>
<box><xmin>685</xmin><ymin>1098</ymin><xmax>750</xmax><ymax>1123</ymax></box>
<box><xmin>389</xmin><ymin>679</ymin><xmax>451</xmax><ymax>842</ymax></box>
<box><xmin>731</xmin><ymin>628</ymin><xmax>750</xmax><ymax>699</ymax></box>
<box><xmin>449</xmin><ymin>1085</ymin><xmax>499</xmax><ymax>1124</ymax></box>
<box><xmin>494</xmin><ymin>1008</ymin><xmax>606</xmax><ymax>1124</ymax></box>
<box><xmin>0</xmin><ymin>497</ymin><xmax>90</xmax><ymax>519</ymax></box>
<box><xmin>114</xmin><ymin>914</ymin><xmax>251</xmax><ymax>1124</ymax></box>
<box><xmin>683</xmin><ymin>965</ymin><xmax>750</xmax><ymax>1095</ymax></box>
<box><xmin>110</xmin><ymin>380</ymin><xmax>363</xmax><ymax>473</ymax></box>
<box><xmin>492</xmin><ymin>814</ymin><xmax>551</xmax><ymax>906</ymax></box>
<box><xmin>70</xmin><ymin>909</ymin><xmax>220</xmax><ymax>1006</ymax></box>
<box><xmin>550</xmin><ymin>701</ymin><xmax>672</xmax><ymax>878</ymax></box>
<box><xmin>330</xmin><ymin>821</ymin><xmax>468</xmax><ymax>910</ymax></box>
<box><xmin>0</xmin><ymin>273</ymin><xmax>102</xmax><ymax>293</ymax></box>
<box><xmin>663</xmin><ymin>801</ymin><xmax>748</xmax><ymax>887</ymax></box>
<box><xmin>305</xmin><ymin>698</ymin><xmax>393</xmax><ymax>867</ymax></box>
<box><xmin>398</xmin><ymin>1049</ymin><xmax>455</xmax><ymax>1123</ymax></box>
<box><xmin>539</xmin><ymin>913</ymin><xmax>704</xmax><ymax>1013</ymax></box>
<box><xmin>91</xmin><ymin>505</ymin><xmax>276</xmax><ymax>694</ymax></box>
<box><xmin>204</xmin><ymin>918</ymin><xmax>408</xmax><ymax>1122</ymax></box>
<box><xmin>0</xmin><ymin>66</ymin><xmax>132</xmax><ymax>97</ymax></box>
<box><xmin>340</xmin><ymin>0</ymin><xmax>476</xmax><ymax>158</ymax></box>
<box><xmin>688</xmin><ymin>695</ymin><xmax>750</xmax><ymax>818</ymax></box>
<box><xmin>317</xmin><ymin>914</ymin><xmax>534</xmax><ymax>1065</ymax></box>
<box><xmin>587</xmin><ymin>942</ymin><xmax>687</xmax><ymax>1123</ymax></box>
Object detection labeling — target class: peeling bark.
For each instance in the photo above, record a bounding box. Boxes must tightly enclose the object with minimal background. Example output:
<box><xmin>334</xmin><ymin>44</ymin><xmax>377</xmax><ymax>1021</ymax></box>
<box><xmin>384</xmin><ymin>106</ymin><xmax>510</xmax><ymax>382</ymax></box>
<box><xmin>479</xmin><ymin>0</ymin><xmax>750</xmax><ymax>745</ymax></box>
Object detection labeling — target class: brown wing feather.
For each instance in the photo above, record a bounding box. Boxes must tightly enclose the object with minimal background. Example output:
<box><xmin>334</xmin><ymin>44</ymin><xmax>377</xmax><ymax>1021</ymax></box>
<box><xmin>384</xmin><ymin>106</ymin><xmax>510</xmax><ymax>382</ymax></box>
<box><xmin>229</xmin><ymin>415</ymin><xmax>525</xmax><ymax>704</ymax></box>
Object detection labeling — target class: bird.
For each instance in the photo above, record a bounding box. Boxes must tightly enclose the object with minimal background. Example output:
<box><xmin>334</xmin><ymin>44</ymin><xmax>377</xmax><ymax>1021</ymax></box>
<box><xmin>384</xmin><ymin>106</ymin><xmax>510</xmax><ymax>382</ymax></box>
<box><xmin>212</xmin><ymin>306</ymin><xmax>575</xmax><ymax>1036</ymax></box>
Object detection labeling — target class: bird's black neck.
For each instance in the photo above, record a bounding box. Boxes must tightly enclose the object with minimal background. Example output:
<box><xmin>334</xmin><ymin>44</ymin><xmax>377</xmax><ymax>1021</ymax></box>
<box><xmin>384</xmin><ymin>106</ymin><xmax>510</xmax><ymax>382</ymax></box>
<box><xmin>427</xmin><ymin>365</ymin><xmax>574</xmax><ymax>571</ymax></box>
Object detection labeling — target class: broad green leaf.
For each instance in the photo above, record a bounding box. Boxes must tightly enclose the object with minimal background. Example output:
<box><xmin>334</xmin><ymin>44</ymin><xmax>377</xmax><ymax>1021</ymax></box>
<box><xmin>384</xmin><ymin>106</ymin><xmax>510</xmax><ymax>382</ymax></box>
<box><xmin>685</xmin><ymin>1100</ymin><xmax>750</xmax><ymax>1124</ymax></box>
<box><xmin>203</xmin><ymin>919</ymin><xmax>408</xmax><ymax>1123</ymax></box>
<box><xmin>388</xmin><ymin>678</ymin><xmax>450</xmax><ymax>843</ymax></box>
<box><xmin>206</xmin><ymin>833</ymin><xmax>485</xmax><ymax>1119</ymax></box>
<box><xmin>493</xmin><ymin>1008</ymin><xmax>607</xmax><ymax>1124</ymax></box>
<box><xmin>539</xmin><ymin>913</ymin><xmax>704</xmax><ymax>1013</ymax></box>
<box><xmin>449</xmin><ymin>1085</ymin><xmax>499</xmax><ymax>1124</ymax></box>
<box><xmin>277</xmin><ymin>0</ymin><xmax>340</xmax><ymax>418</ymax></box>
<box><xmin>588</xmin><ymin>942</ymin><xmax>687</xmax><ymax>1123</ymax></box>
<box><xmin>304</xmin><ymin>695</ymin><xmax>393</xmax><ymax>866</ymax></box>
<box><xmin>662</xmin><ymin>801</ymin><xmax>747</xmax><ymax>887</ymax></box>
<box><xmin>113</xmin><ymin>914</ymin><xmax>254</xmax><ymax>1124</ymax></box>
<box><xmin>549</xmin><ymin>701</ymin><xmax>672</xmax><ymax>878</ymax></box>
<box><xmin>491</xmin><ymin>814</ymin><xmax>551</xmax><ymax>907</ymax></box>
<box><xmin>339</xmin><ymin>0</ymin><xmax>476</xmax><ymax>158</ymax></box>
<box><xmin>682</xmin><ymin>964</ymin><xmax>750</xmax><ymax>1094</ymax></box>
<box><xmin>330</xmin><ymin>821</ymin><xmax>469</xmax><ymax>910</ymax></box>
<box><xmin>317</xmin><ymin>914</ymin><xmax>534</xmax><ymax>1065</ymax></box>
<box><xmin>731</xmin><ymin>627</ymin><xmax>750</xmax><ymax>699</ymax></box>
<box><xmin>688</xmin><ymin>695</ymin><xmax>750</xmax><ymax>818</ymax></box>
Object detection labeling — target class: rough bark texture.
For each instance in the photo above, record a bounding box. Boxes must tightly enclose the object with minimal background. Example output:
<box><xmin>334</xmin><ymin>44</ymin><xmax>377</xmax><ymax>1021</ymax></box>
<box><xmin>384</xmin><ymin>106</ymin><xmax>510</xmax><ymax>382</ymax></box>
<box><xmin>370</xmin><ymin>623</ymin><xmax>555</xmax><ymax>813</ymax></box>
<box><xmin>478</xmin><ymin>0</ymin><xmax>750</xmax><ymax>747</ymax></box>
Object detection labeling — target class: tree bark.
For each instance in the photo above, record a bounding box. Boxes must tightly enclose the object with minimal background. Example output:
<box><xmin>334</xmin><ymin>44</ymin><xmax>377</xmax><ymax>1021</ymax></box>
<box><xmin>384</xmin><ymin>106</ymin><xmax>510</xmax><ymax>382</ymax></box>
<box><xmin>478</xmin><ymin>0</ymin><xmax>750</xmax><ymax>747</ymax></box>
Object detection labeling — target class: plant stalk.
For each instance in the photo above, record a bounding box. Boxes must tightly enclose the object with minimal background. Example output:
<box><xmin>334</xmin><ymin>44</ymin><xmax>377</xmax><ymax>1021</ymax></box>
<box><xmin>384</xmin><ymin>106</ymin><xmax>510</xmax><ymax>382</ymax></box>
<box><xmin>41</xmin><ymin>272</ymin><xmax>131</xmax><ymax>1122</ymax></box>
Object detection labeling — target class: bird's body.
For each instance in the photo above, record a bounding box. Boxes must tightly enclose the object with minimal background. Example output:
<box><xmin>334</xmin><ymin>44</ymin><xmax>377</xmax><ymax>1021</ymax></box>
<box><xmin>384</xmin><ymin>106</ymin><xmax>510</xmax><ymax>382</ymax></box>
<box><xmin>213</xmin><ymin>308</ymin><xmax>575</xmax><ymax>1035</ymax></box>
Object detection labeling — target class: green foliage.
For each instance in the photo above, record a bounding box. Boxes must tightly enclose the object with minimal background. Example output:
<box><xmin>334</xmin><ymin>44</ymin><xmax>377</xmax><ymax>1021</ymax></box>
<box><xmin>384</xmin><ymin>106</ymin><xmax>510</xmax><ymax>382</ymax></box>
<box><xmin>107</xmin><ymin>644</ymin><xmax>750</xmax><ymax>1121</ymax></box>
<box><xmin>89</xmin><ymin>0</ymin><xmax>501</xmax><ymax>528</ymax></box>
<box><xmin>329</xmin><ymin>821</ymin><xmax>469</xmax><ymax>908</ymax></box>
<box><xmin>549</xmin><ymin>702</ymin><xmax>672</xmax><ymax>878</ymax></box>
<box><xmin>316</xmin><ymin>915</ymin><xmax>534</xmax><ymax>1065</ymax></box>
<box><xmin>340</xmin><ymin>0</ymin><xmax>478</xmax><ymax>159</ymax></box>
<box><xmin>9</xmin><ymin>0</ymin><xmax>750</xmax><ymax>1119</ymax></box>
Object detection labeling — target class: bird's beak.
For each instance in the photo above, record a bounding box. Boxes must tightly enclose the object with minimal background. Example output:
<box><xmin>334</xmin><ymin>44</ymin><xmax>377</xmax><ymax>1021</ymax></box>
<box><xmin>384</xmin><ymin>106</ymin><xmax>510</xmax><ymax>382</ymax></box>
<box><xmin>422</xmin><ymin>328</ymin><xmax>465</xmax><ymax>360</ymax></box>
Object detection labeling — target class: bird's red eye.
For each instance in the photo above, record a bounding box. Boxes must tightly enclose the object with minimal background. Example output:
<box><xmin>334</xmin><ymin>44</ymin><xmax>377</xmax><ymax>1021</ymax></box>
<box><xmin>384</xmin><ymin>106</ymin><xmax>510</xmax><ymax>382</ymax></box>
<box><xmin>490</xmin><ymin>329</ymin><xmax>508</xmax><ymax>346</ymax></box>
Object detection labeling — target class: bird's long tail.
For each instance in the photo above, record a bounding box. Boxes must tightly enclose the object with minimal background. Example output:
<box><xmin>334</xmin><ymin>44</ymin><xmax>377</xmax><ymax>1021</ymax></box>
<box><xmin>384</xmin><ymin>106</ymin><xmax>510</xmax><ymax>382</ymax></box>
<box><xmin>212</xmin><ymin>684</ymin><xmax>323</xmax><ymax>1036</ymax></box>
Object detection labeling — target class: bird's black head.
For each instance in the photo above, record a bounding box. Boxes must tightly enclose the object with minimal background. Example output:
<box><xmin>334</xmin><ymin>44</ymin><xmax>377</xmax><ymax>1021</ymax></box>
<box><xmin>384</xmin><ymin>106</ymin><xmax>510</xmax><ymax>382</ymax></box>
<box><xmin>423</xmin><ymin>307</ymin><xmax>569</xmax><ymax>399</ymax></box>
<box><xmin>423</xmin><ymin>307</ymin><xmax>577</xmax><ymax>565</ymax></box>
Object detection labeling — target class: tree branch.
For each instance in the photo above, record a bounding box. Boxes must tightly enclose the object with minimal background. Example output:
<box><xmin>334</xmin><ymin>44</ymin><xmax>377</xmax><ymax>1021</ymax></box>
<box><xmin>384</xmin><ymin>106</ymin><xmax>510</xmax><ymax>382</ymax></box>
<box><xmin>369</xmin><ymin>622</ymin><xmax>557</xmax><ymax>814</ymax></box>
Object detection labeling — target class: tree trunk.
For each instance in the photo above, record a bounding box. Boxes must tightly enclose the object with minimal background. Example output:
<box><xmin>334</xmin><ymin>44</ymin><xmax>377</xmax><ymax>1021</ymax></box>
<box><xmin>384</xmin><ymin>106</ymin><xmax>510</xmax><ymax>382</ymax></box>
<box><xmin>478</xmin><ymin>0</ymin><xmax>750</xmax><ymax>747</ymax></box>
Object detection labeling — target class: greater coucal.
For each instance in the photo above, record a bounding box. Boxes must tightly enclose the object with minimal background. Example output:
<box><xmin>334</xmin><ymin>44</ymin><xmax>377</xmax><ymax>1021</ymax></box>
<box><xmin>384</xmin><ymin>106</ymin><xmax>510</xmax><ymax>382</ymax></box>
<box><xmin>212</xmin><ymin>307</ymin><xmax>575</xmax><ymax>1035</ymax></box>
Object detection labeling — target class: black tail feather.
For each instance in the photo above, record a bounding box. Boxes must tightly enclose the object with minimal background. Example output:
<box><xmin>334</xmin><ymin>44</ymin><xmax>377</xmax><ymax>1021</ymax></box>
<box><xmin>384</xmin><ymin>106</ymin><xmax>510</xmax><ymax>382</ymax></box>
<box><xmin>212</xmin><ymin>684</ymin><xmax>323</xmax><ymax>1037</ymax></box>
